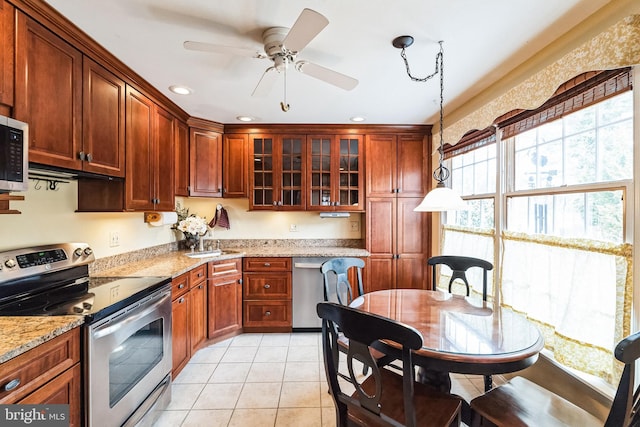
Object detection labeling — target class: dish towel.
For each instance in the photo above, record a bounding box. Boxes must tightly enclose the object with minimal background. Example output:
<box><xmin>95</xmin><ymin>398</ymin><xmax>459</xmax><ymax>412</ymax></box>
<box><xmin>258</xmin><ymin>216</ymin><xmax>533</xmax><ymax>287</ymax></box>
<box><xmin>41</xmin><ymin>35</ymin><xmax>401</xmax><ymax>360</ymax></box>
<box><xmin>209</xmin><ymin>204</ymin><xmax>230</xmax><ymax>229</ymax></box>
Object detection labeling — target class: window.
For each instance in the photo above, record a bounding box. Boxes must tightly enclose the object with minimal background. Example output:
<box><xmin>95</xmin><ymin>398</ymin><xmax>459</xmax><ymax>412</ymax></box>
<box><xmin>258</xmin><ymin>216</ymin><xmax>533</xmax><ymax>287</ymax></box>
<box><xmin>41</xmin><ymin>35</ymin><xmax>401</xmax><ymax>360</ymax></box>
<box><xmin>444</xmin><ymin>85</ymin><xmax>634</xmax><ymax>385</ymax></box>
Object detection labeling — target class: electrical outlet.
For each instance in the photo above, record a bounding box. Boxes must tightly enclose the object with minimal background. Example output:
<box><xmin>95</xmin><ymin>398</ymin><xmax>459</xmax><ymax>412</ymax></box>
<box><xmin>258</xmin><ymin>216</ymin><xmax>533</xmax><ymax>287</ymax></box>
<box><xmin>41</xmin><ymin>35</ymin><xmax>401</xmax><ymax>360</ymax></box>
<box><xmin>289</xmin><ymin>224</ymin><xmax>298</xmax><ymax>232</ymax></box>
<box><xmin>110</xmin><ymin>286</ymin><xmax>119</xmax><ymax>302</ymax></box>
<box><xmin>109</xmin><ymin>231</ymin><xmax>120</xmax><ymax>247</ymax></box>
<box><xmin>350</xmin><ymin>221</ymin><xmax>360</xmax><ymax>232</ymax></box>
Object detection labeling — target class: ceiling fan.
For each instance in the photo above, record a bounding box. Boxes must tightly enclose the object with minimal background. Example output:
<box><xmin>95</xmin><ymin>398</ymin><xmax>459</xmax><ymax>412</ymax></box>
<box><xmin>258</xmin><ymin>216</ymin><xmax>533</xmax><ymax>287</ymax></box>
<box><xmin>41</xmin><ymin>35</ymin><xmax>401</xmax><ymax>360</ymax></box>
<box><xmin>183</xmin><ymin>8</ymin><xmax>358</xmax><ymax>111</ymax></box>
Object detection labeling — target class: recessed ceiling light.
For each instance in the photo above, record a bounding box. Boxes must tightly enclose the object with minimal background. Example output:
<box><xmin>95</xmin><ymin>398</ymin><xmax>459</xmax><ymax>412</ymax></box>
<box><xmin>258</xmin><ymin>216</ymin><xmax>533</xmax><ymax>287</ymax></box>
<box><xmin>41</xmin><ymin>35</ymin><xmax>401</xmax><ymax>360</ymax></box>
<box><xmin>169</xmin><ymin>85</ymin><xmax>192</xmax><ymax>95</ymax></box>
<box><xmin>237</xmin><ymin>116</ymin><xmax>255</xmax><ymax>122</ymax></box>
<box><xmin>350</xmin><ymin>116</ymin><xmax>366</xmax><ymax>122</ymax></box>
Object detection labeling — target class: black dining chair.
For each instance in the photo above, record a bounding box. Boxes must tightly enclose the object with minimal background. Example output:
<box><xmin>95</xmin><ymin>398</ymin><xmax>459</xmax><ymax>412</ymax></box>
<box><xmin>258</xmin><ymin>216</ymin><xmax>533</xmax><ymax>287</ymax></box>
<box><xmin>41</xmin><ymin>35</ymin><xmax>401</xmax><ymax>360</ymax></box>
<box><xmin>321</xmin><ymin>257</ymin><xmax>396</xmax><ymax>376</ymax></box>
<box><xmin>317</xmin><ymin>301</ymin><xmax>463</xmax><ymax>427</ymax></box>
<box><xmin>428</xmin><ymin>255</ymin><xmax>494</xmax><ymax>391</ymax></box>
<box><xmin>428</xmin><ymin>255</ymin><xmax>493</xmax><ymax>301</ymax></box>
<box><xmin>470</xmin><ymin>329</ymin><xmax>640</xmax><ymax>426</ymax></box>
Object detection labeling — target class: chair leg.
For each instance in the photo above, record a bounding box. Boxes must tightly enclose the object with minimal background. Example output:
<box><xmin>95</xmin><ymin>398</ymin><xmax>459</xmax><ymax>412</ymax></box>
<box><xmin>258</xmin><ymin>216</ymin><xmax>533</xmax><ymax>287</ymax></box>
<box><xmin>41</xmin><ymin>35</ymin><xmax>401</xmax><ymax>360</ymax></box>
<box><xmin>484</xmin><ymin>375</ymin><xmax>492</xmax><ymax>392</ymax></box>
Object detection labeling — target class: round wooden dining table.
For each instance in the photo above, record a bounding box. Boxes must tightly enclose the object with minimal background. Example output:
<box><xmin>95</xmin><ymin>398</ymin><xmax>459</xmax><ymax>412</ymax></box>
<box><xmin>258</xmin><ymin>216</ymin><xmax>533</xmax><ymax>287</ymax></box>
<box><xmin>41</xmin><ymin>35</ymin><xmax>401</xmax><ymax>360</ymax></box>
<box><xmin>349</xmin><ymin>289</ymin><xmax>544</xmax><ymax>388</ymax></box>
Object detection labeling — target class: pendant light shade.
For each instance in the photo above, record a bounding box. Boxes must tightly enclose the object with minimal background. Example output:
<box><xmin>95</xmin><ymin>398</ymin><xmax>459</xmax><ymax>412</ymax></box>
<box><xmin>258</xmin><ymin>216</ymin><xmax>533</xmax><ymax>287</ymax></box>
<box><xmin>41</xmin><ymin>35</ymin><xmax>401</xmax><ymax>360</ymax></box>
<box><xmin>414</xmin><ymin>182</ymin><xmax>467</xmax><ymax>212</ymax></box>
<box><xmin>392</xmin><ymin>37</ymin><xmax>467</xmax><ymax>212</ymax></box>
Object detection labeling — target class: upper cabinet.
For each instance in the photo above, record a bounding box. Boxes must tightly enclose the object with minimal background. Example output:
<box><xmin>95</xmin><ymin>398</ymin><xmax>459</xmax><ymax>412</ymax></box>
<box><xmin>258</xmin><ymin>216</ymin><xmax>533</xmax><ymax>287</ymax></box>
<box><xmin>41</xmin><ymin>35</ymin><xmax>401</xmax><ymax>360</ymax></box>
<box><xmin>0</xmin><ymin>0</ymin><xmax>14</xmax><ymax>111</ymax></box>
<box><xmin>14</xmin><ymin>13</ymin><xmax>125</xmax><ymax>177</ymax></box>
<box><xmin>125</xmin><ymin>86</ymin><xmax>174</xmax><ymax>211</ymax></box>
<box><xmin>250</xmin><ymin>134</ymin><xmax>306</xmax><ymax>210</ymax></box>
<box><xmin>174</xmin><ymin>119</ymin><xmax>190</xmax><ymax>197</ymax></box>
<box><xmin>14</xmin><ymin>12</ymin><xmax>82</xmax><ymax>171</ymax></box>
<box><xmin>189</xmin><ymin>128</ymin><xmax>223</xmax><ymax>197</ymax></box>
<box><xmin>366</xmin><ymin>134</ymin><xmax>428</xmax><ymax>198</ymax></box>
<box><xmin>223</xmin><ymin>134</ymin><xmax>248</xmax><ymax>198</ymax></box>
<box><xmin>307</xmin><ymin>135</ymin><xmax>363</xmax><ymax>212</ymax></box>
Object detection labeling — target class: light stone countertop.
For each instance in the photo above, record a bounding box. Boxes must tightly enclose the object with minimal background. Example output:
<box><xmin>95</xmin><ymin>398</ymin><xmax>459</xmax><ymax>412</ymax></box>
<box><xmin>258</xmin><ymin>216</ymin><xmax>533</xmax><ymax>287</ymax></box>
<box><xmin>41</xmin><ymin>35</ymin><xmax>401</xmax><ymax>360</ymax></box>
<box><xmin>0</xmin><ymin>245</ymin><xmax>368</xmax><ymax>363</ymax></box>
<box><xmin>0</xmin><ymin>316</ymin><xmax>84</xmax><ymax>364</ymax></box>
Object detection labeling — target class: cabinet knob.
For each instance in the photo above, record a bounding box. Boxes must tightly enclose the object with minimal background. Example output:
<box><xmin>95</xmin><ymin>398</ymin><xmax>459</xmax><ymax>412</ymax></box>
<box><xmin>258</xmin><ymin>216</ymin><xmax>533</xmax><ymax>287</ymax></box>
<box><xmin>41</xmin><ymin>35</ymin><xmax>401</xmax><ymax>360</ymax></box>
<box><xmin>179</xmin><ymin>297</ymin><xmax>185</xmax><ymax>303</ymax></box>
<box><xmin>4</xmin><ymin>378</ymin><xmax>20</xmax><ymax>391</ymax></box>
<box><xmin>178</xmin><ymin>284</ymin><xmax>185</xmax><ymax>289</ymax></box>
<box><xmin>273</xmin><ymin>201</ymin><xmax>277</xmax><ymax>206</ymax></box>
<box><xmin>264</xmin><ymin>311</ymin><xmax>272</xmax><ymax>316</ymax></box>
<box><xmin>198</xmin><ymin>284</ymin><xmax>203</xmax><ymax>289</ymax></box>
<box><xmin>264</xmin><ymin>263</ymin><xmax>271</xmax><ymax>267</ymax></box>
<box><xmin>264</xmin><ymin>284</ymin><xmax>271</xmax><ymax>289</ymax></box>
<box><xmin>78</xmin><ymin>151</ymin><xmax>86</xmax><ymax>161</ymax></box>
<box><xmin>86</xmin><ymin>153</ymin><xmax>93</xmax><ymax>162</ymax></box>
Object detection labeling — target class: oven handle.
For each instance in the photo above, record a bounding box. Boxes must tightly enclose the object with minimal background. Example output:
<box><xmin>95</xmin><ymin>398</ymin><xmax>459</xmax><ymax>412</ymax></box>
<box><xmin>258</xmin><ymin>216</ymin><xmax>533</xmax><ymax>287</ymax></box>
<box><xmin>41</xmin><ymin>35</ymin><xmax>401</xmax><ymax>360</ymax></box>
<box><xmin>91</xmin><ymin>289</ymin><xmax>170</xmax><ymax>339</ymax></box>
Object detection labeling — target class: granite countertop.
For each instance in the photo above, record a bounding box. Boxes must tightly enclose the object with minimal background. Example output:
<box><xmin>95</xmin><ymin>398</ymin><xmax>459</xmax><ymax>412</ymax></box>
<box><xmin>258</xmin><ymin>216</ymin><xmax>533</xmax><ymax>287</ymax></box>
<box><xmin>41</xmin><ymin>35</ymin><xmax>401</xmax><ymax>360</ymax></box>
<box><xmin>0</xmin><ymin>316</ymin><xmax>84</xmax><ymax>364</ymax></box>
<box><xmin>0</xmin><ymin>244</ymin><xmax>368</xmax><ymax>364</ymax></box>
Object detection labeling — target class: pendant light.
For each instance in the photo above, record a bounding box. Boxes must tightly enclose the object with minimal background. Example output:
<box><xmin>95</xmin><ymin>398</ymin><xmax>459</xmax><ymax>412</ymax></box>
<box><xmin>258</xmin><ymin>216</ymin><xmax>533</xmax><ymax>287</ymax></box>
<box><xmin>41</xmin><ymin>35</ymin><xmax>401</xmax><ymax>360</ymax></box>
<box><xmin>392</xmin><ymin>37</ymin><xmax>466</xmax><ymax>211</ymax></box>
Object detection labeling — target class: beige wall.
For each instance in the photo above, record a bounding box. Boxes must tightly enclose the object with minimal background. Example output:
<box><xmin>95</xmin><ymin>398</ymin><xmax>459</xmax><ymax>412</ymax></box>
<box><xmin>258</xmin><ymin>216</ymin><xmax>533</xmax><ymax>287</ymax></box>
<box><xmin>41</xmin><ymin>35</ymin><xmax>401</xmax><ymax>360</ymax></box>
<box><xmin>0</xmin><ymin>182</ymin><xmax>363</xmax><ymax>259</ymax></box>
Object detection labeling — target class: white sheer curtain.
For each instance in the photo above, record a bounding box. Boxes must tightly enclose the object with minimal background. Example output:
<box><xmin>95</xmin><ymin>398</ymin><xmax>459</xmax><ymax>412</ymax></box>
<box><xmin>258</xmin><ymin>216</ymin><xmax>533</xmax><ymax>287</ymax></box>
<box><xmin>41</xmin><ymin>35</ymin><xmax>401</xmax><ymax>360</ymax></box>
<box><xmin>501</xmin><ymin>231</ymin><xmax>632</xmax><ymax>383</ymax></box>
<box><xmin>440</xmin><ymin>225</ymin><xmax>495</xmax><ymax>299</ymax></box>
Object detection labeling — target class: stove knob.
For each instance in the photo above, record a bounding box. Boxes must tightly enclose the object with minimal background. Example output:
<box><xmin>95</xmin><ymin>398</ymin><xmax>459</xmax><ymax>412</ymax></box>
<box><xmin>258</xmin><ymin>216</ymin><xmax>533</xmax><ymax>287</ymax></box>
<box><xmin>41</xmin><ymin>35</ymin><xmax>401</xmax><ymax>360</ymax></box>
<box><xmin>74</xmin><ymin>248</ymin><xmax>84</xmax><ymax>257</ymax></box>
<box><xmin>84</xmin><ymin>247</ymin><xmax>93</xmax><ymax>256</ymax></box>
<box><xmin>72</xmin><ymin>306</ymin><xmax>84</xmax><ymax>314</ymax></box>
<box><xmin>4</xmin><ymin>259</ymin><xmax>16</xmax><ymax>269</ymax></box>
<box><xmin>82</xmin><ymin>302</ymin><xmax>93</xmax><ymax>310</ymax></box>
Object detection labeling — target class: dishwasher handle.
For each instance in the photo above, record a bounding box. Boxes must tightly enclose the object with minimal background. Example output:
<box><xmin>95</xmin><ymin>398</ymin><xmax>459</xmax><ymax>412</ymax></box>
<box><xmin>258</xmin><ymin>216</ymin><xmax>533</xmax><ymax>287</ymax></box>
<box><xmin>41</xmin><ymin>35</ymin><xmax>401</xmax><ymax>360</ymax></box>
<box><xmin>294</xmin><ymin>262</ymin><xmax>323</xmax><ymax>269</ymax></box>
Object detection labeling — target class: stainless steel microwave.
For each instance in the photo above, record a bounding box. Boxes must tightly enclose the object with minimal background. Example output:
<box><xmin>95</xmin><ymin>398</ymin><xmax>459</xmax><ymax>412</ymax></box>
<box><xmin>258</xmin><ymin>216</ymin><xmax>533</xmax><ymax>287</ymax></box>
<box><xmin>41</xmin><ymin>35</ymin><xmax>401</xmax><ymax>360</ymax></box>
<box><xmin>0</xmin><ymin>115</ymin><xmax>28</xmax><ymax>193</ymax></box>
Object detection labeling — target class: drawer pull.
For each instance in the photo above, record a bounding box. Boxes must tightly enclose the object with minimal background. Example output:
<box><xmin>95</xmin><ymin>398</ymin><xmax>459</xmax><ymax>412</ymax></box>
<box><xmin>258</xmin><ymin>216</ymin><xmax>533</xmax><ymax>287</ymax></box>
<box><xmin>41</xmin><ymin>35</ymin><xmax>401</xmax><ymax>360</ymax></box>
<box><xmin>4</xmin><ymin>378</ymin><xmax>20</xmax><ymax>391</ymax></box>
<box><xmin>264</xmin><ymin>263</ymin><xmax>271</xmax><ymax>267</ymax></box>
<box><xmin>178</xmin><ymin>284</ymin><xmax>185</xmax><ymax>289</ymax></box>
<box><xmin>179</xmin><ymin>297</ymin><xmax>185</xmax><ymax>303</ymax></box>
<box><xmin>264</xmin><ymin>284</ymin><xmax>271</xmax><ymax>289</ymax></box>
<box><xmin>265</xmin><ymin>311</ymin><xmax>272</xmax><ymax>316</ymax></box>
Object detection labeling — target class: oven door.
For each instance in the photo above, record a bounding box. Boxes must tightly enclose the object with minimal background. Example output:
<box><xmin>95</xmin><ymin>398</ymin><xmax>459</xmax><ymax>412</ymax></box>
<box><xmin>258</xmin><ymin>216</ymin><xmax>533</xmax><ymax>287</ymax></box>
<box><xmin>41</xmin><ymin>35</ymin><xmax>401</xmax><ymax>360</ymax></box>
<box><xmin>85</xmin><ymin>284</ymin><xmax>172</xmax><ymax>427</ymax></box>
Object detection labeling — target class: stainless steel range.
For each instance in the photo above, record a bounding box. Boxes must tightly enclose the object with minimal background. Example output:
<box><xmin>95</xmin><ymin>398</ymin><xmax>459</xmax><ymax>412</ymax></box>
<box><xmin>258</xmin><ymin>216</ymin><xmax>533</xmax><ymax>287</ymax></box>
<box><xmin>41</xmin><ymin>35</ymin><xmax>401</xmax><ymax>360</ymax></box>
<box><xmin>0</xmin><ymin>243</ymin><xmax>172</xmax><ymax>427</ymax></box>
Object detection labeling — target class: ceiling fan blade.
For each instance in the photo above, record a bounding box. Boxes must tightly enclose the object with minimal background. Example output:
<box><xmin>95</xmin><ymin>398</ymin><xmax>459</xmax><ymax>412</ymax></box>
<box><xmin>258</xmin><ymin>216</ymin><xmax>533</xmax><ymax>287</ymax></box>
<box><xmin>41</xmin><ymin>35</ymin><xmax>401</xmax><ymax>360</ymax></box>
<box><xmin>252</xmin><ymin>67</ymin><xmax>279</xmax><ymax>97</ymax></box>
<box><xmin>183</xmin><ymin>41</ymin><xmax>266</xmax><ymax>59</ymax></box>
<box><xmin>282</xmin><ymin>9</ymin><xmax>329</xmax><ymax>53</ymax></box>
<box><xmin>296</xmin><ymin>61</ymin><xmax>358</xmax><ymax>91</ymax></box>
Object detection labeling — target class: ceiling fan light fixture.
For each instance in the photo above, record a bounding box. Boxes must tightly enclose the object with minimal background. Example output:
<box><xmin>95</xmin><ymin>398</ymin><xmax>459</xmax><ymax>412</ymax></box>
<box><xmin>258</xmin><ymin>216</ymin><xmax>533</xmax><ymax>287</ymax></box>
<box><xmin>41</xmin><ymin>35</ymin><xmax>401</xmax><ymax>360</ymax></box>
<box><xmin>169</xmin><ymin>85</ymin><xmax>192</xmax><ymax>95</ymax></box>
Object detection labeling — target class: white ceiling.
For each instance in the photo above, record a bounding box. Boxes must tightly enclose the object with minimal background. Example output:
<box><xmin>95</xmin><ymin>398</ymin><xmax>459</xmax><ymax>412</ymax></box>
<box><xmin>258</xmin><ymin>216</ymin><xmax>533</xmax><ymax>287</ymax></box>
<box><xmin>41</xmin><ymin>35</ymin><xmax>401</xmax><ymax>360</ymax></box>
<box><xmin>43</xmin><ymin>0</ymin><xmax>611</xmax><ymax>126</ymax></box>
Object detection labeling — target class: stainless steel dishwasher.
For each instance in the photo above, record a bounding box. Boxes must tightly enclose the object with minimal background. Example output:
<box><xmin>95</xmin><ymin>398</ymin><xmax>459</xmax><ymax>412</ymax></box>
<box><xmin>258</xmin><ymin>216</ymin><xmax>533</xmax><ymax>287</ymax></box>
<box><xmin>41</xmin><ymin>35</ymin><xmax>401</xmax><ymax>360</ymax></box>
<box><xmin>292</xmin><ymin>257</ymin><xmax>331</xmax><ymax>331</ymax></box>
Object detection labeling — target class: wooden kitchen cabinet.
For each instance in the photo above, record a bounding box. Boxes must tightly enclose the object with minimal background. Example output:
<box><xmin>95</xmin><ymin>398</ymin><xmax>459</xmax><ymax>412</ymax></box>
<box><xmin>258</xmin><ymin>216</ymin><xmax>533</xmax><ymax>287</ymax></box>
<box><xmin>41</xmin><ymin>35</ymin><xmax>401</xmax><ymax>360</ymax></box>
<box><xmin>208</xmin><ymin>259</ymin><xmax>243</xmax><ymax>339</ymax></box>
<box><xmin>0</xmin><ymin>0</ymin><xmax>14</xmax><ymax>111</ymax></box>
<box><xmin>250</xmin><ymin>135</ymin><xmax>306</xmax><ymax>210</ymax></box>
<box><xmin>243</xmin><ymin>257</ymin><xmax>292</xmax><ymax>332</ymax></box>
<box><xmin>125</xmin><ymin>86</ymin><xmax>175</xmax><ymax>211</ymax></box>
<box><xmin>364</xmin><ymin>133</ymin><xmax>430</xmax><ymax>292</ymax></box>
<box><xmin>174</xmin><ymin>119</ymin><xmax>190</xmax><ymax>196</ymax></box>
<box><xmin>171</xmin><ymin>265</ymin><xmax>207</xmax><ymax>378</ymax></box>
<box><xmin>306</xmin><ymin>135</ymin><xmax>363</xmax><ymax>211</ymax></box>
<box><xmin>223</xmin><ymin>134</ymin><xmax>249</xmax><ymax>198</ymax></box>
<box><xmin>14</xmin><ymin>12</ymin><xmax>82</xmax><ymax>171</ymax></box>
<box><xmin>0</xmin><ymin>328</ymin><xmax>81</xmax><ymax>427</ymax></box>
<box><xmin>189</xmin><ymin>128</ymin><xmax>223</xmax><ymax>197</ymax></box>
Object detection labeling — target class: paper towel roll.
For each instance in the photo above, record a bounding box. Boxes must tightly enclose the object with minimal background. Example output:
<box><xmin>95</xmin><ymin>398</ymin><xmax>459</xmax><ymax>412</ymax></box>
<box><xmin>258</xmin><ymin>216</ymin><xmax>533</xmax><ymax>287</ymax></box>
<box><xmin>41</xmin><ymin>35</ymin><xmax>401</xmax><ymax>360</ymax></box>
<box><xmin>148</xmin><ymin>211</ymin><xmax>178</xmax><ymax>227</ymax></box>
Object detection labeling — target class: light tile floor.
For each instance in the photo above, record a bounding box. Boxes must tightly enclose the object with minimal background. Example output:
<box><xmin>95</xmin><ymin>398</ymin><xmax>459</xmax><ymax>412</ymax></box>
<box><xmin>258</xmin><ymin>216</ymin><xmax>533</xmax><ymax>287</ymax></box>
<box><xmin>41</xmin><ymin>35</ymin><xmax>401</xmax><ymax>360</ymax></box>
<box><xmin>153</xmin><ymin>332</ymin><xmax>502</xmax><ymax>427</ymax></box>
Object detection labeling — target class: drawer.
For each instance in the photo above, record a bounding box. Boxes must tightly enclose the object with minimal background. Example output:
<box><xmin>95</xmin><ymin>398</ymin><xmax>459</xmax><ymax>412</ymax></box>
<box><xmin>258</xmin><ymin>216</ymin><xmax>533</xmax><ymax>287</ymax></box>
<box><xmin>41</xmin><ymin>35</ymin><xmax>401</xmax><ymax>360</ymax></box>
<box><xmin>243</xmin><ymin>257</ymin><xmax>291</xmax><ymax>272</ymax></box>
<box><xmin>243</xmin><ymin>301</ymin><xmax>291</xmax><ymax>328</ymax></box>
<box><xmin>172</xmin><ymin>272</ymin><xmax>189</xmax><ymax>299</ymax></box>
<box><xmin>244</xmin><ymin>273</ymin><xmax>291</xmax><ymax>299</ymax></box>
<box><xmin>209</xmin><ymin>259</ymin><xmax>241</xmax><ymax>278</ymax></box>
<box><xmin>189</xmin><ymin>264</ymin><xmax>207</xmax><ymax>287</ymax></box>
<box><xmin>0</xmin><ymin>328</ymin><xmax>80</xmax><ymax>404</ymax></box>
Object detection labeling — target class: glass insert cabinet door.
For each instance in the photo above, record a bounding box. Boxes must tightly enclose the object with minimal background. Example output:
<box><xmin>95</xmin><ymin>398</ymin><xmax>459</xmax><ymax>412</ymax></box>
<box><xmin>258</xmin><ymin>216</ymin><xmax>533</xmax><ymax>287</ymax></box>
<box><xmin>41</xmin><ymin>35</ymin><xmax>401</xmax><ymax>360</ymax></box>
<box><xmin>251</xmin><ymin>135</ymin><xmax>305</xmax><ymax>210</ymax></box>
<box><xmin>307</xmin><ymin>135</ymin><xmax>362</xmax><ymax>211</ymax></box>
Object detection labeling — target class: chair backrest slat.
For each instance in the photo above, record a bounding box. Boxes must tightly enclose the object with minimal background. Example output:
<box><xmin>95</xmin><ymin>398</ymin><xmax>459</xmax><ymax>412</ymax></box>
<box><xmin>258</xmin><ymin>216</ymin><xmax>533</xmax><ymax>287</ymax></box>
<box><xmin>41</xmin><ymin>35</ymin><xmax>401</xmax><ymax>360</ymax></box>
<box><xmin>321</xmin><ymin>257</ymin><xmax>365</xmax><ymax>305</ymax></box>
<box><xmin>428</xmin><ymin>255</ymin><xmax>493</xmax><ymax>300</ymax></box>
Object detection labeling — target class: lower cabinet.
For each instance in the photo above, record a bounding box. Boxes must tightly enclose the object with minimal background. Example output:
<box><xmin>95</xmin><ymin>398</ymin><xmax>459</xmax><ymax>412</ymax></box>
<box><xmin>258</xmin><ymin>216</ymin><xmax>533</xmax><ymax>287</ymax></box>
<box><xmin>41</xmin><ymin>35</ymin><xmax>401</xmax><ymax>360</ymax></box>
<box><xmin>243</xmin><ymin>257</ymin><xmax>292</xmax><ymax>332</ymax></box>
<box><xmin>208</xmin><ymin>259</ymin><xmax>243</xmax><ymax>339</ymax></box>
<box><xmin>171</xmin><ymin>264</ymin><xmax>207</xmax><ymax>378</ymax></box>
<box><xmin>0</xmin><ymin>328</ymin><xmax>81</xmax><ymax>427</ymax></box>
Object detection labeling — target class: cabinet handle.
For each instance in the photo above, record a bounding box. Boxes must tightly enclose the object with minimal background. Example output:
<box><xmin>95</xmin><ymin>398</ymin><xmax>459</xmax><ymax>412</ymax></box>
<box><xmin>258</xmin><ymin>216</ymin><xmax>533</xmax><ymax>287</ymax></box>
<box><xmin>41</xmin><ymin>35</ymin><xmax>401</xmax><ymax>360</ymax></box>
<box><xmin>278</xmin><ymin>201</ymin><xmax>283</xmax><ymax>206</ymax></box>
<box><xmin>273</xmin><ymin>201</ymin><xmax>277</xmax><ymax>206</ymax></box>
<box><xmin>4</xmin><ymin>378</ymin><xmax>20</xmax><ymax>391</ymax></box>
<box><xmin>264</xmin><ymin>311</ymin><xmax>271</xmax><ymax>316</ymax></box>
<box><xmin>217</xmin><ymin>188</ymin><xmax>221</xmax><ymax>192</ymax></box>
<box><xmin>264</xmin><ymin>284</ymin><xmax>271</xmax><ymax>289</ymax></box>
<box><xmin>86</xmin><ymin>153</ymin><xmax>93</xmax><ymax>162</ymax></box>
<box><xmin>197</xmin><ymin>272</ymin><xmax>203</xmax><ymax>277</ymax></box>
<box><xmin>178</xmin><ymin>284</ymin><xmax>185</xmax><ymax>289</ymax></box>
<box><xmin>78</xmin><ymin>151</ymin><xmax>86</xmax><ymax>161</ymax></box>
<box><xmin>179</xmin><ymin>297</ymin><xmax>185</xmax><ymax>303</ymax></box>
<box><xmin>198</xmin><ymin>284</ymin><xmax>203</xmax><ymax>289</ymax></box>
<box><xmin>264</xmin><ymin>263</ymin><xmax>271</xmax><ymax>267</ymax></box>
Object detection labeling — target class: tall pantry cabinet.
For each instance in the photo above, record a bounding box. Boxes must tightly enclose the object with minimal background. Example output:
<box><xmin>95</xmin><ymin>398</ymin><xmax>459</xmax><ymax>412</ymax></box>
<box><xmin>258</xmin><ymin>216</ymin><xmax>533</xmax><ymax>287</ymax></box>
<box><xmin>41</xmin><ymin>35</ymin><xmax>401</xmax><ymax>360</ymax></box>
<box><xmin>364</xmin><ymin>133</ymin><xmax>430</xmax><ymax>292</ymax></box>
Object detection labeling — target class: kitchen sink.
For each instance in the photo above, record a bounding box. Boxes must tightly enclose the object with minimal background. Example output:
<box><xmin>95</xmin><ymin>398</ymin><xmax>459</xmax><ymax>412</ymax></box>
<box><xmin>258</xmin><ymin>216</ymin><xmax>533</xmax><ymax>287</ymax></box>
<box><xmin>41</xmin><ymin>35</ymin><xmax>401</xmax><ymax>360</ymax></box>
<box><xmin>184</xmin><ymin>249</ymin><xmax>238</xmax><ymax>258</ymax></box>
